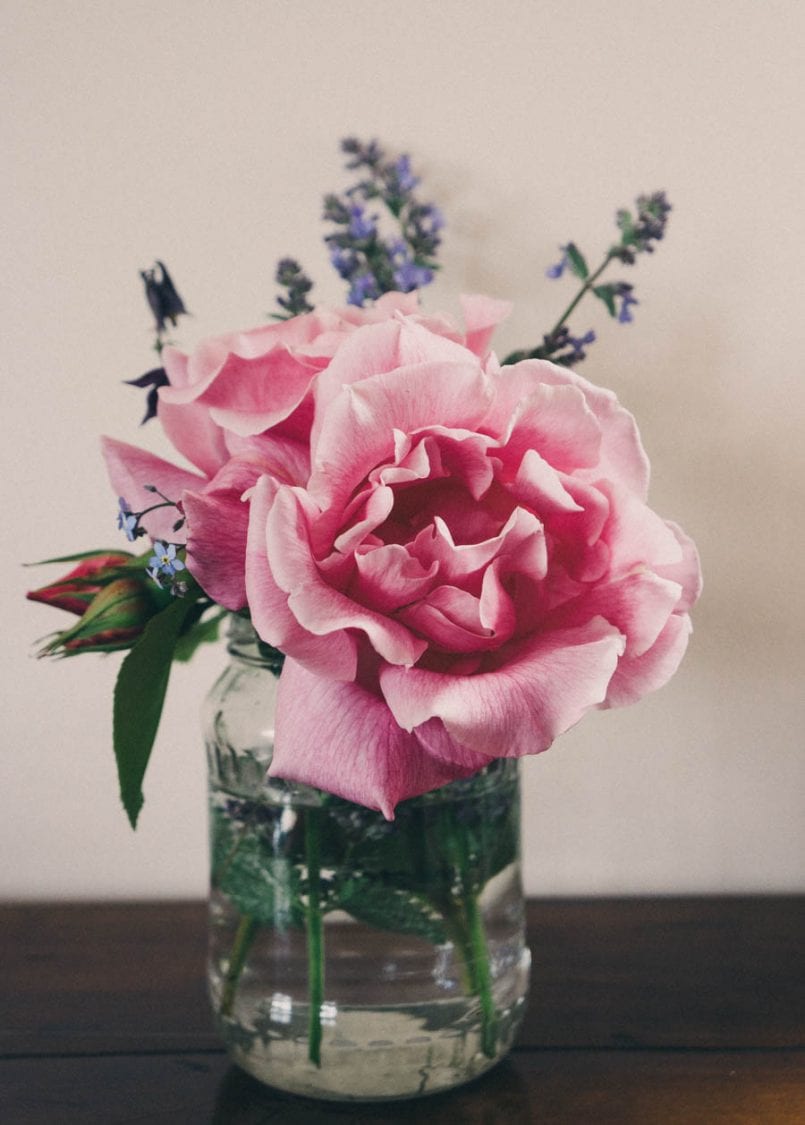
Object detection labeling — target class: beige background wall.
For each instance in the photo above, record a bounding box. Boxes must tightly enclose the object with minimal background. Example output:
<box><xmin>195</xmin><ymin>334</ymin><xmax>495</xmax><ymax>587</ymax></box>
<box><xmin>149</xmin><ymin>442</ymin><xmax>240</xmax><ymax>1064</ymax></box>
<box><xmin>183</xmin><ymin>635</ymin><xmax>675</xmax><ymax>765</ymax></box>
<box><xmin>3</xmin><ymin>0</ymin><xmax>803</xmax><ymax>898</ymax></box>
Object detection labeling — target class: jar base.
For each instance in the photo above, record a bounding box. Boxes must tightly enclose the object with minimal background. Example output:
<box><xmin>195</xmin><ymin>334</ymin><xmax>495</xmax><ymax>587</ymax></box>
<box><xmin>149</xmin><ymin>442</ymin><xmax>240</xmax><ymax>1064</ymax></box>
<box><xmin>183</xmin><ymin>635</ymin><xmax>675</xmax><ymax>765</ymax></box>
<box><xmin>218</xmin><ymin>979</ymin><xmax>529</xmax><ymax>1101</ymax></box>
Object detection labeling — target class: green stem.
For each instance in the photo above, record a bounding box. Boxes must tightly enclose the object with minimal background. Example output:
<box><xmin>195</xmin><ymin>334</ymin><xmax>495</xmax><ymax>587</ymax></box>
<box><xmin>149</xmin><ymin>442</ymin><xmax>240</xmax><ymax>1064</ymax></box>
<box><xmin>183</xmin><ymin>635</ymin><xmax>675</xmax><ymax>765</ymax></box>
<box><xmin>546</xmin><ymin>252</ymin><xmax>613</xmax><ymax>340</ymax></box>
<box><xmin>305</xmin><ymin>807</ymin><xmax>325</xmax><ymax>1067</ymax></box>
<box><xmin>221</xmin><ymin>913</ymin><xmax>258</xmax><ymax>1018</ymax></box>
<box><xmin>462</xmin><ymin>888</ymin><xmax>497</xmax><ymax>1058</ymax></box>
<box><xmin>434</xmin><ymin>807</ymin><xmax>498</xmax><ymax>1060</ymax></box>
<box><xmin>503</xmin><ymin>251</ymin><xmax>616</xmax><ymax>365</ymax></box>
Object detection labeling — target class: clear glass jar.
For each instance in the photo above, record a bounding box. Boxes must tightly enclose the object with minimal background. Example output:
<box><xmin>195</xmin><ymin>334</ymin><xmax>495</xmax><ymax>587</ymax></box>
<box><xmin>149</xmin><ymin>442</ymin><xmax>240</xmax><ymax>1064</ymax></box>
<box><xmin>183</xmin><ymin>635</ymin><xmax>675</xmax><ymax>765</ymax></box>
<box><xmin>204</xmin><ymin>617</ymin><xmax>531</xmax><ymax>1101</ymax></box>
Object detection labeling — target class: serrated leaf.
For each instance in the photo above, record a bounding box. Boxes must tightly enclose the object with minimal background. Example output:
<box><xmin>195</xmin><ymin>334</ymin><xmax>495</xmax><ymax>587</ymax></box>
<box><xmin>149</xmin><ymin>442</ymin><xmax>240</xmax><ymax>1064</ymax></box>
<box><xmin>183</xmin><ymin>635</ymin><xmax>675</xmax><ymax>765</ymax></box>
<box><xmin>565</xmin><ymin>242</ymin><xmax>589</xmax><ymax>280</ymax></box>
<box><xmin>334</xmin><ymin>874</ymin><xmax>447</xmax><ymax>944</ymax></box>
<box><xmin>113</xmin><ymin>595</ymin><xmax>197</xmax><ymax>827</ymax></box>
<box><xmin>211</xmin><ymin>806</ymin><xmax>306</xmax><ymax>929</ymax></box>
<box><xmin>593</xmin><ymin>284</ymin><xmax>618</xmax><ymax>318</ymax></box>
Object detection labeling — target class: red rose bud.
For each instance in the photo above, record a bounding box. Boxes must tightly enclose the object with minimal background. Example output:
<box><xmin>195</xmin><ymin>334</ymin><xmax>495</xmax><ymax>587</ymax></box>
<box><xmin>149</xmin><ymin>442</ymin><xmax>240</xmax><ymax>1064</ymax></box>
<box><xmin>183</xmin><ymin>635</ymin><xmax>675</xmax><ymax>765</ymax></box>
<box><xmin>37</xmin><ymin>576</ymin><xmax>163</xmax><ymax>657</ymax></box>
<box><xmin>27</xmin><ymin>552</ymin><xmax>134</xmax><ymax>616</ymax></box>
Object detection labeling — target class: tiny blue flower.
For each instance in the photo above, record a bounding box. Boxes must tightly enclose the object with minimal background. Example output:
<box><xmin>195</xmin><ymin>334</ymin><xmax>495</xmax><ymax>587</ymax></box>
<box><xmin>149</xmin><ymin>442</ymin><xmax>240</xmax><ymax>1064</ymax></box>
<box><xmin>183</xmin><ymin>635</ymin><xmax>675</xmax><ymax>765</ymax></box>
<box><xmin>148</xmin><ymin>541</ymin><xmax>186</xmax><ymax>579</ymax></box>
<box><xmin>117</xmin><ymin>498</ymin><xmax>139</xmax><ymax>542</ymax></box>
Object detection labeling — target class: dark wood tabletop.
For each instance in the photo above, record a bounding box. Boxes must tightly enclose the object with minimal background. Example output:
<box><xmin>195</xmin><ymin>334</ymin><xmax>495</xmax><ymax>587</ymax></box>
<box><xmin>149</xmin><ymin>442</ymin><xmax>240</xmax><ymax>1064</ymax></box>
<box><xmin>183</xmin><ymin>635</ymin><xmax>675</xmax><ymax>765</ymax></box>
<box><xmin>2</xmin><ymin>897</ymin><xmax>803</xmax><ymax>1123</ymax></box>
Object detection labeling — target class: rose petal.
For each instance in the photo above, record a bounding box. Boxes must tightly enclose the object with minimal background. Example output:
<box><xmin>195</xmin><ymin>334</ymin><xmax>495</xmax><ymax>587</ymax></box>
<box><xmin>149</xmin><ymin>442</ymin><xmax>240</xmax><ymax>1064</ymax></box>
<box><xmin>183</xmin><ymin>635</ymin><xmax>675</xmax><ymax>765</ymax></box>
<box><xmin>493</xmin><ymin>359</ymin><xmax>650</xmax><ymax>498</ymax></box>
<box><xmin>602</xmin><ymin>483</ymin><xmax>685</xmax><ymax>573</ymax></box>
<box><xmin>500</xmin><ymin>381</ymin><xmax>602</xmax><ymax>473</ymax></box>
<box><xmin>183</xmin><ymin>487</ymin><xmax>249</xmax><ymax>610</ymax></box>
<box><xmin>460</xmin><ymin>293</ymin><xmax>512</xmax><ymax>357</ymax></box>
<box><xmin>245</xmin><ymin>476</ymin><xmax>358</xmax><ymax>680</ymax></box>
<box><xmin>272</xmin><ymin>659</ymin><xmax>486</xmax><ymax>818</ymax></box>
<box><xmin>603</xmin><ymin>612</ymin><xmax>692</xmax><ymax>708</ymax></box>
<box><xmin>656</xmin><ymin>520</ymin><xmax>703</xmax><ymax>613</ymax></box>
<box><xmin>352</xmin><ymin>544</ymin><xmax>438</xmax><ymax>613</ymax></box>
<box><xmin>101</xmin><ymin>436</ymin><xmax>206</xmax><ymax>543</ymax></box>
<box><xmin>381</xmin><ymin>618</ymin><xmax>625</xmax><ymax>757</ymax></box>
<box><xmin>267</xmin><ymin>486</ymin><xmax>427</xmax><ymax>668</ymax></box>
<box><xmin>549</xmin><ymin>570</ymin><xmax>684</xmax><ymax>658</ymax></box>
<box><xmin>308</xmin><ymin>360</ymin><xmax>494</xmax><ymax>516</ymax></box>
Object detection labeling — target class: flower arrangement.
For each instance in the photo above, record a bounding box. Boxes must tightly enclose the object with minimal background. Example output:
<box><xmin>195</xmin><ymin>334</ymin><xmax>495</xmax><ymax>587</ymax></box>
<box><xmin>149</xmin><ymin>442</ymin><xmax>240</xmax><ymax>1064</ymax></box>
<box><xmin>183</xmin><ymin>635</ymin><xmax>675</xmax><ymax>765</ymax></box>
<box><xmin>30</xmin><ymin>137</ymin><xmax>698</xmax><ymax>824</ymax></box>
<box><xmin>28</xmin><ymin>139</ymin><xmax>701</xmax><ymax>1088</ymax></box>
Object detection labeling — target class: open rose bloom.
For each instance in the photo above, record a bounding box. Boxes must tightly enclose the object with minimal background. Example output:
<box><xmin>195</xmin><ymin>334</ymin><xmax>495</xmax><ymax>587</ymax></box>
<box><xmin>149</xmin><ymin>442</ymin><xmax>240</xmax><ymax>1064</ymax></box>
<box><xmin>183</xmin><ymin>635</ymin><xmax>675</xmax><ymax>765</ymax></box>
<box><xmin>104</xmin><ymin>296</ymin><xmax>701</xmax><ymax>818</ymax></box>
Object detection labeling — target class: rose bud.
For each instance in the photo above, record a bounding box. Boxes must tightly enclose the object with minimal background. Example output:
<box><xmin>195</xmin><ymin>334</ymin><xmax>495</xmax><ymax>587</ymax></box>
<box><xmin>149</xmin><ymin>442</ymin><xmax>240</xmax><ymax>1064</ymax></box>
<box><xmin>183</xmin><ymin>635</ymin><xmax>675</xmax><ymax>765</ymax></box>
<box><xmin>27</xmin><ymin>552</ymin><xmax>134</xmax><ymax>616</ymax></box>
<box><xmin>37</xmin><ymin>576</ymin><xmax>163</xmax><ymax>657</ymax></box>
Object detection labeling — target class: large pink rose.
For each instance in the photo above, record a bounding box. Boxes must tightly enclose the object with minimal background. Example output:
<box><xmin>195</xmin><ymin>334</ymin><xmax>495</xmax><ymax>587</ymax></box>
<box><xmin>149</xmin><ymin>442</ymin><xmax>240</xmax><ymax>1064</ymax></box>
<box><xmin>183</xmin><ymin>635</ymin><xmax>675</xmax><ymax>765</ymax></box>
<box><xmin>246</xmin><ymin>316</ymin><xmax>701</xmax><ymax>817</ymax></box>
<box><xmin>104</xmin><ymin>294</ymin><xmax>509</xmax><ymax>611</ymax></box>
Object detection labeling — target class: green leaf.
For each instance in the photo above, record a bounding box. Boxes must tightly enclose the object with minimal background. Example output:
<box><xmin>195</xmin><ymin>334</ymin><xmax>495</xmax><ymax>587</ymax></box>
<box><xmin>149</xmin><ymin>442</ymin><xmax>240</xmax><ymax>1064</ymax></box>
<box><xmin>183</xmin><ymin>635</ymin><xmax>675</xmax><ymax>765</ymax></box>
<box><xmin>173</xmin><ymin>608</ymin><xmax>226</xmax><ymax>662</ymax></box>
<box><xmin>593</xmin><ymin>284</ymin><xmax>618</xmax><ymax>318</ymax></box>
<box><xmin>211</xmin><ymin>806</ymin><xmax>305</xmax><ymax>929</ymax></box>
<box><xmin>334</xmin><ymin>874</ymin><xmax>447</xmax><ymax>944</ymax></box>
<box><xmin>24</xmin><ymin>548</ymin><xmax>136</xmax><ymax>567</ymax></box>
<box><xmin>565</xmin><ymin>242</ymin><xmax>589</xmax><ymax>281</ymax></box>
<box><xmin>616</xmin><ymin>208</ymin><xmax>637</xmax><ymax>245</ymax></box>
<box><xmin>113</xmin><ymin>594</ymin><xmax>197</xmax><ymax>827</ymax></box>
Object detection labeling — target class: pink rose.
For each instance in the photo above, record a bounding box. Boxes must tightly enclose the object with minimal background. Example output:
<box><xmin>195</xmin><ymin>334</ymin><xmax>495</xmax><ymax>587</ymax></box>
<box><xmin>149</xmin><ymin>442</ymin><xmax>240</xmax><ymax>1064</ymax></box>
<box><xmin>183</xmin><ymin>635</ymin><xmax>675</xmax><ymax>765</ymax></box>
<box><xmin>104</xmin><ymin>294</ymin><xmax>510</xmax><ymax>611</ymax></box>
<box><xmin>245</xmin><ymin>315</ymin><xmax>701</xmax><ymax>817</ymax></box>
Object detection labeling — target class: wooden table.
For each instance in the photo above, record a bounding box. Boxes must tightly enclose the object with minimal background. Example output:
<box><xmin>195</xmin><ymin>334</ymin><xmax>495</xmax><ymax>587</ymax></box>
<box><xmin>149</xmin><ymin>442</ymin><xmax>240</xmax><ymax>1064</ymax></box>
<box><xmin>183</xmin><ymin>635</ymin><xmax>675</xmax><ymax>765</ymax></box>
<box><xmin>2</xmin><ymin>898</ymin><xmax>803</xmax><ymax>1123</ymax></box>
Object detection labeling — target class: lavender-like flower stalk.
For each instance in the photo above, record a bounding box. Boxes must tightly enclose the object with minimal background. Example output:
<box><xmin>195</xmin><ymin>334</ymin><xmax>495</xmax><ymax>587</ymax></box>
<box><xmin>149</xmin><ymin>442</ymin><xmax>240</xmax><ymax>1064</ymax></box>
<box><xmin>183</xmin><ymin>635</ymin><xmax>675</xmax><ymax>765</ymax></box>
<box><xmin>506</xmin><ymin>191</ymin><xmax>671</xmax><ymax>367</ymax></box>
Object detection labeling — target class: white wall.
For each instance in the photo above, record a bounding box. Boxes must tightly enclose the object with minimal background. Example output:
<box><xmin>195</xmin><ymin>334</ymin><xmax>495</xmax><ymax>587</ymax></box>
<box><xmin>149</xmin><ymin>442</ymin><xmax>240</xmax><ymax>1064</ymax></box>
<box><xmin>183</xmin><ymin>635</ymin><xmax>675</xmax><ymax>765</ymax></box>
<box><xmin>3</xmin><ymin>0</ymin><xmax>803</xmax><ymax>899</ymax></box>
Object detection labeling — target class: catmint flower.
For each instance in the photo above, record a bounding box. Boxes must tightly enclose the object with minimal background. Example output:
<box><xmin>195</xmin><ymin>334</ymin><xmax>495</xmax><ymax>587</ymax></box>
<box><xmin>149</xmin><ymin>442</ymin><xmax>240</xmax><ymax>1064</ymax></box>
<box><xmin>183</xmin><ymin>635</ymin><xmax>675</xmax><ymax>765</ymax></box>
<box><xmin>140</xmin><ymin>261</ymin><xmax>187</xmax><ymax>335</ymax></box>
<box><xmin>274</xmin><ymin>258</ymin><xmax>314</xmax><ymax>317</ymax></box>
<box><xmin>615</xmin><ymin>283</ymin><xmax>639</xmax><ymax>323</ymax></box>
<box><xmin>612</xmin><ymin>192</ymin><xmax>672</xmax><ymax>263</ymax></box>
<box><xmin>347</xmin><ymin>204</ymin><xmax>377</xmax><ymax>241</ymax></box>
<box><xmin>390</xmin><ymin>155</ymin><xmax>418</xmax><ymax>194</ymax></box>
<box><xmin>390</xmin><ymin>242</ymin><xmax>432</xmax><ymax>292</ymax></box>
<box><xmin>556</xmin><ymin>328</ymin><xmax>597</xmax><ymax>364</ymax></box>
<box><xmin>546</xmin><ymin>247</ymin><xmax>570</xmax><ymax>279</ymax></box>
<box><xmin>329</xmin><ymin>246</ymin><xmax>358</xmax><ymax>280</ymax></box>
<box><xmin>347</xmin><ymin>272</ymin><xmax>380</xmax><ymax>307</ymax></box>
<box><xmin>323</xmin><ymin>138</ymin><xmax>443</xmax><ymax>304</ymax></box>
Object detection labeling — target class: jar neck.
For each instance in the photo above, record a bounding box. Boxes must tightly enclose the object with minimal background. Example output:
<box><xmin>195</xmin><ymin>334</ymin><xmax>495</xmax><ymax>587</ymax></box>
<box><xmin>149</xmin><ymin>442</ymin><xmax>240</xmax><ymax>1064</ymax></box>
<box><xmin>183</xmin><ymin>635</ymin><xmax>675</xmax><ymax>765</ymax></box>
<box><xmin>226</xmin><ymin>614</ymin><xmax>285</xmax><ymax>673</ymax></box>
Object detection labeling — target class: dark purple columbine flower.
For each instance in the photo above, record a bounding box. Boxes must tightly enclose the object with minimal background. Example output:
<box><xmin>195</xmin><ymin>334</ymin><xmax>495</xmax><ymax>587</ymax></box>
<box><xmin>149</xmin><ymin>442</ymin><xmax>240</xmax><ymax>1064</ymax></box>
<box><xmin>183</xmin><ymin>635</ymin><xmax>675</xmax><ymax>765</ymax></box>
<box><xmin>140</xmin><ymin>261</ymin><xmax>187</xmax><ymax>335</ymax></box>
<box><xmin>124</xmin><ymin>366</ymin><xmax>169</xmax><ymax>425</ymax></box>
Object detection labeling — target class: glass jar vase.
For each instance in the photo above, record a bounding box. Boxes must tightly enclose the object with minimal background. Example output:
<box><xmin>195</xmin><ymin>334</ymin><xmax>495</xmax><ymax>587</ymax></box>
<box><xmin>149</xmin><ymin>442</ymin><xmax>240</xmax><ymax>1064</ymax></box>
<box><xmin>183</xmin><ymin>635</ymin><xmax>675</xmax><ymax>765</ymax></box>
<box><xmin>204</xmin><ymin>617</ymin><xmax>531</xmax><ymax>1101</ymax></box>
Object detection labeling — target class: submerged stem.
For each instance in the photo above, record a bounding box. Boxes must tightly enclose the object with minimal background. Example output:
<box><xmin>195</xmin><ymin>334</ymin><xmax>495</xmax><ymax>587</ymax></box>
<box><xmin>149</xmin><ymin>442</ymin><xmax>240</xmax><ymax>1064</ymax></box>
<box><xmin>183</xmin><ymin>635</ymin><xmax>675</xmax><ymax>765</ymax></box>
<box><xmin>433</xmin><ymin>806</ymin><xmax>498</xmax><ymax>1059</ymax></box>
<box><xmin>305</xmin><ymin>807</ymin><xmax>325</xmax><ymax>1067</ymax></box>
<box><xmin>462</xmin><ymin>888</ymin><xmax>497</xmax><ymax>1057</ymax></box>
<box><xmin>221</xmin><ymin>912</ymin><xmax>258</xmax><ymax>1017</ymax></box>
